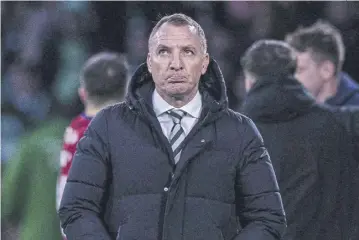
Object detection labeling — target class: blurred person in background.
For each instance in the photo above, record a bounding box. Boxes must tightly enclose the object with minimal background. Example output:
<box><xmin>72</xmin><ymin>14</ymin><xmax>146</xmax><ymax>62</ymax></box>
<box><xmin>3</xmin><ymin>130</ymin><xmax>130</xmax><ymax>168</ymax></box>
<box><xmin>1</xmin><ymin>51</ymin><xmax>129</xmax><ymax>240</ymax></box>
<box><xmin>59</xmin><ymin>13</ymin><xmax>286</xmax><ymax>240</ymax></box>
<box><xmin>1</xmin><ymin>116</ymin><xmax>67</xmax><ymax>240</ymax></box>
<box><xmin>285</xmin><ymin>20</ymin><xmax>359</xmax><ymax>106</ymax></box>
<box><xmin>240</xmin><ymin>40</ymin><xmax>358</xmax><ymax>240</ymax></box>
<box><xmin>56</xmin><ymin>51</ymin><xmax>130</xmax><ymax>239</ymax></box>
<box><xmin>286</xmin><ymin>20</ymin><xmax>359</xmax><ymax>238</ymax></box>
<box><xmin>284</xmin><ymin>19</ymin><xmax>359</xmax><ymax>144</ymax></box>
<box><xmin>1</xmin><ymin>1</ymin><xmax>99</xmax><ymax>168</ymax></box>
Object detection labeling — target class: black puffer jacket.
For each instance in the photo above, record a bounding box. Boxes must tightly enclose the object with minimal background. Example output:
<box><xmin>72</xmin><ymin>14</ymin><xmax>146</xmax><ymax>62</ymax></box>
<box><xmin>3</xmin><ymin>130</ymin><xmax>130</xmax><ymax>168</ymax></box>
<box><xmin>241</xmin><ymin>76</ymin><xmax>358</xmax><ymax>240</ymax></box>
<box><xmin>328</xmin><ymin>105</ymin><xmax>359</xmax><ymax>147</ymax></box>
<box><xmin>59</xmin><ymin>59</ymin><xmax>286</xmax><ymax>240</ymax></box>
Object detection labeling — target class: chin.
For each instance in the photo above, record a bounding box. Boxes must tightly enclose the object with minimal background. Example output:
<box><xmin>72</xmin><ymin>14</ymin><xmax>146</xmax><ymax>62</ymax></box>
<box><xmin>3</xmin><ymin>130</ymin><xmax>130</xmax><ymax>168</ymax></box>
<box><xmin>167</xmin><ymin>86</ymin><xmax>188</xmax><ymax>96</ymax></box>
<box><xmin>168</xmin><ymin>91</ymin><xmax>187</xmax><ymax>99</ymax></box>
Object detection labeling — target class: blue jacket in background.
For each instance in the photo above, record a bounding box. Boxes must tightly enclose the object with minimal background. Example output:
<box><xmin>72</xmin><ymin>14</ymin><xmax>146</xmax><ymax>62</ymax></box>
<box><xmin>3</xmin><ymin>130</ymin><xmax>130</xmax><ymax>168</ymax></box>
<box><xmin>326</xmin><ymin>72</ymin><xmax>359</xmax><ymax>106</ymax></box>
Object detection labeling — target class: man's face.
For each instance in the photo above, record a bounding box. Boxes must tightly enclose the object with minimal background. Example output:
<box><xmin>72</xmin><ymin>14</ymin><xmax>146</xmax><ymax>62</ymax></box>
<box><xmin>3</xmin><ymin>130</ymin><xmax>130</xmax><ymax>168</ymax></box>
<box><xmin>147</xmin><ymin>23</ymin><xmax>209</xmax><ymax>99</ymax></box>
<box><xmin>295</xmin><ymin>51</ymin><xmax>325</xmax><ymax>97</ymax></box>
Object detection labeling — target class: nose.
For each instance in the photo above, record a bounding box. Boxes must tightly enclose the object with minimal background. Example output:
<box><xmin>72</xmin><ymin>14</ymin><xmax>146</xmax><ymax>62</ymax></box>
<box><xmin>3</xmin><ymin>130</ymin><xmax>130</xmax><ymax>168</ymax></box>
<box><xmin>169</xmin><ymin>52</ymin><xmax>183</xmax><ymax>71</ymax></box>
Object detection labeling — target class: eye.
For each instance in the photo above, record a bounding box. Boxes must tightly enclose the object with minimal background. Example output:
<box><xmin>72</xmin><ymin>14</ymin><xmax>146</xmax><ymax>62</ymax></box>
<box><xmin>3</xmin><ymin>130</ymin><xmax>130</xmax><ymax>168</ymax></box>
<box><xmin>158</xmin><ymin>49</ymin><xmax>169</xmax><ymax>55</ymax></box>
<box><xmin>184</xmin><ymin>49</ymin><xmax>194</xmax><ymax>55</ymax></box>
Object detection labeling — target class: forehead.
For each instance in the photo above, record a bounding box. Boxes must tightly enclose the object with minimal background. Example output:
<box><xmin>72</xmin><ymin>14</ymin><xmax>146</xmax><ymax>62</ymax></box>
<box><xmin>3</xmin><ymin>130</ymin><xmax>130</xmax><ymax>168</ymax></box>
<box><xmin>152</xmin><ymin>23</ymin><xmax>201</xmax><ymax>48</ymax></box>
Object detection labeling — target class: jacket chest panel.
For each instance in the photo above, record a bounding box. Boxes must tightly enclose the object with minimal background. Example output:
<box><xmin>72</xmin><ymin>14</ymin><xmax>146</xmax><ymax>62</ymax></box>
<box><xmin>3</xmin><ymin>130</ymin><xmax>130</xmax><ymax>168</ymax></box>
<box><xmin>109</xmin><ymin>136</ymin><xmax>173</xmax><ymax>197</ymax></box>
<box><xmin>185</xmin><ymin>148</ymin><xmax>238</xmax><ymax>203</ymax></box>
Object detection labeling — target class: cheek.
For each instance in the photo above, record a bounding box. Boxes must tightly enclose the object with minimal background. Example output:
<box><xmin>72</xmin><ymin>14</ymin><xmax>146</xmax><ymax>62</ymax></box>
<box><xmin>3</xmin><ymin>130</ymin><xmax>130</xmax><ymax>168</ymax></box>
<box><xmin>189</xmin><ymin>64</ymin><xmax>204</xmax><ymax>81</ymax></box>
<box><xmin>295</xmin><ymin>72</ymin><xmax>304</xmax><ymax>83</ymax></box>
<box><xmin>151</xmin><ymin>61</ymin><xmax>166</xmax><ymax>78</ymax></box>
<box><xmin>295</xmin><ymin>72</ymin><xmax>312</xmax><ymax>90</ymax></box>
<box><xmin>296</xmin><ymin>70</ymin><xmax>309</xmax><ymax>83</ymax></box>
<box><xmin>298</xmin><ymin>70</ymin><xmax>322</xmax><ymax>93</ymax></box>
<box><xmin>307</xmin><ymin>69</ymin><xmax>322</xmax><ymax>86</ymax></box>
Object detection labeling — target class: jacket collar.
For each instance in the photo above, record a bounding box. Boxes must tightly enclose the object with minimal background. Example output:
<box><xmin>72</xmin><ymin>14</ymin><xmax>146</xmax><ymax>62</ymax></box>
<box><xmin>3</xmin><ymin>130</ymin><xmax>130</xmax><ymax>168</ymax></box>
<box><xmin>326</xmin><ymin>72</ymin><xmax>359</xmax><ymax>106</ymax></box>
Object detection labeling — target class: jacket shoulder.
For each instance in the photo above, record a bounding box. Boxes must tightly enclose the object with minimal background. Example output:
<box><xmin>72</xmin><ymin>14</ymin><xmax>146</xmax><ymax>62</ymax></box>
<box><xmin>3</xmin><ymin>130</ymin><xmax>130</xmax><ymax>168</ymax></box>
<box><xmin>100</xmin><ymin>101</ymin><xmax>129</xmax><ymax>115</ymax></box>
<box><xmin>95</xmin><ymin>102</ymin><xmax>133</xmax><ymax>122</ymax></box>
<box><xmin>223</xmin><ymin>109</ymin><xmax>257</xmax><ymax>129</ymax></box>
<box><xmin>221</xmin><ymin>109</ymin><xmax>264</xmax><ymax>142</ymax></box>
<box><xmin>324</xmin><ymin>105</ymin><xmax>359</xmax><ymax>138</ymax></box>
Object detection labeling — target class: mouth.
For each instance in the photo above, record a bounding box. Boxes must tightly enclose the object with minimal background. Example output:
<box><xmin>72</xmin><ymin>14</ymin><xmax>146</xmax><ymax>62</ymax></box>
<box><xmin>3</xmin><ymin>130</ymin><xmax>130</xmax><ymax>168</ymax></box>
<box><xmin>167</xmin><ymin>76</ymin><xmax>186</xmax><ymax>83</ymax></box>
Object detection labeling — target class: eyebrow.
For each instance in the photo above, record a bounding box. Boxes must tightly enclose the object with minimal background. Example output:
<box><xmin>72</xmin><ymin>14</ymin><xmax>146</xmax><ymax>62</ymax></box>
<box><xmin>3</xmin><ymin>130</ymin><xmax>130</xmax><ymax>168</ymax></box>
<box><xmin>156</xmin><ymin>44</ymin><xmax>170</xmax><ymax>50</ymax></box>
<box><xmin>156</xmin><ymin>44</ymin><xmax>197</xmax><ymax>50</ymax></box>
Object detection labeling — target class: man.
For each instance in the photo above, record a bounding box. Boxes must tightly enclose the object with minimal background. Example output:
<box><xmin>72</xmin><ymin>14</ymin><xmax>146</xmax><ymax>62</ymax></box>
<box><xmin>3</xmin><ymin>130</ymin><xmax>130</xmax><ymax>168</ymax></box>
<box><xmin>285</xmin><ymin>21</ymin><xmax>359</xmax><ymax>238</ymax></box>
<box><xmin>285</xmin><ymin>20</ymin><xmax>359</xmax><ymax>106</ymax></box>
<box><xmin>56</xmin><ymin>52</ymin><xmax>129</xmax><ymax>238</ymax></box>
<box><xmin>240</xmin><ymin>40</ymin><xmax>358</xmax><ymax>240</ymax></box>
<box><xmin>59</xmin><ymin>13</ymin><xmax>286</xmax><ymax>240</ymax></box>
<box><xmin>284</xmin><ymin>20</ymin><xmax>359</xmax><ymax>149</ymax></box>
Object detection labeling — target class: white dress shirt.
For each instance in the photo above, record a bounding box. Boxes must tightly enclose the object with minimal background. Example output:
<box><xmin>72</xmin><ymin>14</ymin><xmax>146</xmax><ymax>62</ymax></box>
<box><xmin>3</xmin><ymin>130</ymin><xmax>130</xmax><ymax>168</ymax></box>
<box><xmin>152</xmin><ymin>89</ymin><xmax>202</xmax><ymax>138</ymax></box>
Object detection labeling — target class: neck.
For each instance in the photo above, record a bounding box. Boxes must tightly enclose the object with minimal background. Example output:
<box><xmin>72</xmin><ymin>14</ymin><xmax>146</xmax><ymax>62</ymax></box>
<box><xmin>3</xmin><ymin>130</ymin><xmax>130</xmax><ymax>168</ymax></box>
<box><xmin>84</xmin><ymin>100</ymin><xmax>121</xmax><ymax>117</ymax></box>
<box><xmin>84</xmin><ymin>107</ymin><xmax>100</xmax><ymax>117</ymax></box>
<box><xmin>316</xmin><ymin>76</ymin><xmax>338</xmax><ymax>103</ymax></box>
<box><xmin>158</xmin><ymin>89</ymin><xmax>198</xmax><ymax>108</ymax></box>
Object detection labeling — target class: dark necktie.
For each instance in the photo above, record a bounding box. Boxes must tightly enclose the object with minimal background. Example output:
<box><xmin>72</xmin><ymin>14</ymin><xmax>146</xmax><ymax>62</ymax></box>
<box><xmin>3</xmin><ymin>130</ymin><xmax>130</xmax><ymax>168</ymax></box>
<box><xmin>167</xmin><ymin>109</ymin><xmax>187</xmax><ymax>163</ymax></box>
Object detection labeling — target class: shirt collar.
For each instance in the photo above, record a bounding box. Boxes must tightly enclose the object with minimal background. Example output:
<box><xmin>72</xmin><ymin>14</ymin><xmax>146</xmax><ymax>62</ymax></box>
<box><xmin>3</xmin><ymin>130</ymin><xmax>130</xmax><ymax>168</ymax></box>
<box><xmin>152</xmin><ymin>89</ymin><xmax>202</xmax><ymax>118</ymax></box>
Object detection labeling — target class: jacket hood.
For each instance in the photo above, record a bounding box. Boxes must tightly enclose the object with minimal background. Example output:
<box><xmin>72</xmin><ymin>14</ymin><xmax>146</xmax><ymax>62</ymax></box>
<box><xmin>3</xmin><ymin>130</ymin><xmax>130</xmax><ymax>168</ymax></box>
<box><xmin>241</xmin><ymin>75</ymin><xmax>317</xmax><ymax>123</ymax></box>
<box><xmin>125</xmin><ymin>58</ymin><xmax>228</xmax><ymax>113</ymax></box>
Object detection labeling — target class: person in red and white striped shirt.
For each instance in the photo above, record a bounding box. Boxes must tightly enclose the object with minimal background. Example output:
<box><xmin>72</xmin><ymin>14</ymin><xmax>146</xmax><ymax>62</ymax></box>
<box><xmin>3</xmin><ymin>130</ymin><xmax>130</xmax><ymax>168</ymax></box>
<box><xmin>56</xmin><ymin>52</ymin><xmax>129</xmax><ymax>239</ymax></box>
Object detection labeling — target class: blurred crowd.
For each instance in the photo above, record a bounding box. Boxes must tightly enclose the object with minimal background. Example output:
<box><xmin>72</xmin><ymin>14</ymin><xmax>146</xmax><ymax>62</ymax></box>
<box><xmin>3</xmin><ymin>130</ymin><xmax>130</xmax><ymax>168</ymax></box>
<box><xmin>1</xmin><ymin>1</ymin><xmax>359</xmax><ymax>239</ymax></box>
<box><xmin>2</xmin><ymin>1</ymin><xmax>359</xmax><ymax>163</ymax></box>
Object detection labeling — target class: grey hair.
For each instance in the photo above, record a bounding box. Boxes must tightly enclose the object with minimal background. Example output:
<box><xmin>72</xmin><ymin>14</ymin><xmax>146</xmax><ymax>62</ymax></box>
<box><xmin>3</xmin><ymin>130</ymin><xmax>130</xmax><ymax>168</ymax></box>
<box><xmin>148</xmin><ymin>13</ymin><xmax>207</xmax><ymax>54</ymax></box>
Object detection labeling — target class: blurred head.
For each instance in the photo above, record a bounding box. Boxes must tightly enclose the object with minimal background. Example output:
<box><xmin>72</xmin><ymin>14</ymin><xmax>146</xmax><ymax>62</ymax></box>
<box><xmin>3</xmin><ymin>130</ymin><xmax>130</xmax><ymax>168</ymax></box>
<box><xmin>79</xmin><ymin>52</ymin><xmax>129</xmax><ymax>108</ymax></box>
<box><xmin>147</xmin><ymin>13</ymin><xmax>210</xmax><ymax>104</ymax></box>
<box><xmin>285</xmin><ymin>20</ymin><xmax>345</xmax><ymax>98</ymax></box>
<box><xmin>241</xmin><ymin>39</ymin><xmax>297</xmax><ymax>92</ymax></box>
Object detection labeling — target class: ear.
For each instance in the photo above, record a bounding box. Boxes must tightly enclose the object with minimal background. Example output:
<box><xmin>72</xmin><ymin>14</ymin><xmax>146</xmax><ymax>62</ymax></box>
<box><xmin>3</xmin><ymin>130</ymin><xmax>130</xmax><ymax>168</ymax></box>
<box><xmin>78</xmin><ymin>87</ymin><xmax>87</xmax><ymax>104</ymax></box>
<box><xmin>201</xmin><ymin>54</ymin><xmax>210</xmax><ymax>75</ymax></box>
<box><xmin>319</xmin><ymin>60</ymin><xmax>335</xmax><ymax>81</ymax></box>
<box><xmin>147</xmin><ymin>53</ymin><xmax>152</xmax><ymax>74</ymax></box>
